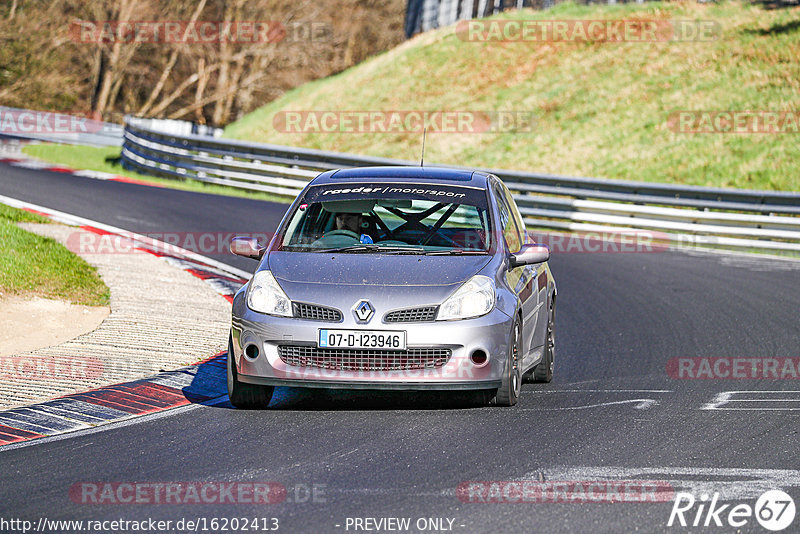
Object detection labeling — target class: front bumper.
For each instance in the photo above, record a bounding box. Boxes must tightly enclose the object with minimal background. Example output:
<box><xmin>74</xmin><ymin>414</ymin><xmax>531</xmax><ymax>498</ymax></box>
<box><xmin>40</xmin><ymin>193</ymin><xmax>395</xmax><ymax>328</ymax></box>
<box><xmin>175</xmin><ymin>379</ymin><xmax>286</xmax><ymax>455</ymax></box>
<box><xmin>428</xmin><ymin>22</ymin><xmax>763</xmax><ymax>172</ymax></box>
<box><xmin>230</xmin><ymin>304</ymin><xmax>513</xmax><ymax>391</ymax></box>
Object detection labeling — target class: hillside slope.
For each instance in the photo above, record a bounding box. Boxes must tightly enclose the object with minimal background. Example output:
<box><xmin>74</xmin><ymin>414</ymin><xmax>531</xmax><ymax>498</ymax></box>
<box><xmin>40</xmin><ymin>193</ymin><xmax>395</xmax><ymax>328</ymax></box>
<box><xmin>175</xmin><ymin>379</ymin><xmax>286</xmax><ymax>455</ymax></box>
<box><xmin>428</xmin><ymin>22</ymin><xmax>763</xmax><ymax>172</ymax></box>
<box><xmin>225</xmin><ymin>1</ymin><xmax>800</xmax><ymax>191</ymax></box>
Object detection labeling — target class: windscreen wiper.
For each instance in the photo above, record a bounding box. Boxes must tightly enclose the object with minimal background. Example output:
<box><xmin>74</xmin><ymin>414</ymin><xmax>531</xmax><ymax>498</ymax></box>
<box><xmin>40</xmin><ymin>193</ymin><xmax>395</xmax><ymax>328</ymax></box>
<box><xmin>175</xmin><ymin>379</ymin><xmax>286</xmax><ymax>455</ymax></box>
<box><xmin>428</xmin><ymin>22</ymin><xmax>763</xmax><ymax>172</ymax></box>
<box><xmin>317</xmin><ymin>244</ymin><xmax>378</xmax><ymax>253</ymax></box>
<box><xmin>379</xmin><ymin>246</ymin><xmax>427</xmax><ymax>254</ymax></box>
<box><xmin>317</xmin><ymin>244</ymin><xmax>426</xmax><ymax>254</ymax></box>
<box><xmin>424</xmin><ymin>249</ymin><xmax>487</xmax><ymax>255</ymax></box>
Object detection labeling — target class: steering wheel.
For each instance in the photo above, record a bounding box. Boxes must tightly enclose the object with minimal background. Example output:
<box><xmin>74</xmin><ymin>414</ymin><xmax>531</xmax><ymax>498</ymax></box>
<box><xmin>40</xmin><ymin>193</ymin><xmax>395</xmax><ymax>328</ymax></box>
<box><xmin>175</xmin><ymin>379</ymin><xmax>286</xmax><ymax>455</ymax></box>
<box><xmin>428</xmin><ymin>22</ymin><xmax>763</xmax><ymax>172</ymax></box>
<box><xmin>311</xmin><ymin>229</ymin><xmax>361</xmax><ymax>248</ymax></box>
<box><xmin>324</xmin><ymin>229</ymin><xmax>360</xmax><ymax>239</ymax></box>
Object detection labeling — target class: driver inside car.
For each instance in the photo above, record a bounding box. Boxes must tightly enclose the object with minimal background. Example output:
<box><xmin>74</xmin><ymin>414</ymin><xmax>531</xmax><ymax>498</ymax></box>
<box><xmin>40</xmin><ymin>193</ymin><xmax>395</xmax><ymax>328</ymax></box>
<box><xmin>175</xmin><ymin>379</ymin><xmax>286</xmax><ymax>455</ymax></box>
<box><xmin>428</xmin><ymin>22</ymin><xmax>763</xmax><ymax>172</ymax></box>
<box><xmin>334</xmin><ymin>212</ymin><xmax>362</xmax><ymax>234</ymax></box>
<box><xmin>333</xmin><ymin>212</ymin><xmax>373</xmax><ymax>244</ymax></box>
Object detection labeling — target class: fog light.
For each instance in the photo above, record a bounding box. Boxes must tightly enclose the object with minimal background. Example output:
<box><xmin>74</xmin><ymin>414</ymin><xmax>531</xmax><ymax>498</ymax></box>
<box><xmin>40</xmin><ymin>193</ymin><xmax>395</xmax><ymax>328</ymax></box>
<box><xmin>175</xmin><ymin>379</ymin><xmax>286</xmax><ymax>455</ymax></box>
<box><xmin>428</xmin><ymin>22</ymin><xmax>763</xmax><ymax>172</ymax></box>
<box><xmin>244</xmin><ymin>344</ymin><xmax>260</xmax><ymax>360</ymax></box>
<box><xmin>470</xmin><ymin>350</ymin><xmax>489</xmax><ymax>367</ymax></box>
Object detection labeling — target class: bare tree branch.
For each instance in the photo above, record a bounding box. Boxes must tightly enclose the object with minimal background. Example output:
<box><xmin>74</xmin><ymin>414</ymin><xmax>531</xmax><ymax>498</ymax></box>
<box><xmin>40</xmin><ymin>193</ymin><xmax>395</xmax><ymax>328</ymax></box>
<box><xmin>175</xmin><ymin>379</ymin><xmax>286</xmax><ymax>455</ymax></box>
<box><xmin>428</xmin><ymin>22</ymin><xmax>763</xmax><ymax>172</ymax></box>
<box><xmin>194</xmin><ymin>57</ymin><xmax>208</xmax><ymax>124</ymax></box>
<box><xmin>168</xmin><ymin>67</ymin><xmax>267</xmax><ymax>120</ymax></box>
<box><xmin>137</xmin><ymin>0</ymin><xmax>207</xmax><ymax>116</ymax></box>
<box><xmin>93</xmin><ymin>0</ymin><xmax>143</xmax><ymax>118</ymax></box>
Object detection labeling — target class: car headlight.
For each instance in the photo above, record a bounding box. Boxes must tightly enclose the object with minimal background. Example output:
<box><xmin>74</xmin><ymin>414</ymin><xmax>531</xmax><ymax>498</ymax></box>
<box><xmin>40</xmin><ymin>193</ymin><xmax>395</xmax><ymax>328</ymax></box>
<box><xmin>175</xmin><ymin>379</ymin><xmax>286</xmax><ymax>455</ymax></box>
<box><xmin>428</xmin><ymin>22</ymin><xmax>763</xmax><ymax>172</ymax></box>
<box><xmin>247</xmin><ymin>270</ymin><xmax>292</xmax><ymax>316</ymax></box>
<box><xmin>437</xmin><ymin>275</ymin><xmax>495</xmax><ymax>321</ymax></box>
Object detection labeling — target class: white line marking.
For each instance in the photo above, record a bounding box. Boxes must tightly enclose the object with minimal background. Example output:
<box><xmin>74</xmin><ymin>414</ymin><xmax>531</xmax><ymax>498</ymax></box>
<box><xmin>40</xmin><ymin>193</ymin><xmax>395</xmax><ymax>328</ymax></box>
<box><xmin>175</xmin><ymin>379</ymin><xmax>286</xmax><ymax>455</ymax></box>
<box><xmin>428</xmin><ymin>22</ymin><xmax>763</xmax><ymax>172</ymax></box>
<box><xmin>8</xmin><ymin>160</ymin><xmax>53</xmax><ymax>169</ymax></box>
<box><xmin>522</xmin><ymin>399</ymin><xmax>658</xmax><ymax>410</ymax></box>
<box><xmin>701</xmin><ymin>390</ymin><xmax>800</xmax><ymax>411</ymax></box>
<box><xmin>531</xmin><ymin>466</ymin><xmax>800</xmax><ymax>501</ymax></box>
<box><xmin>71</xmin><ymin>169</ymin><xmax>124</xmax><ymax>180</ymax></box>
<box><xmin>719</xmin><ymin>399</ymin><xmax>800</xmax><ymax>402</ymax></box>
<box><xmin>526</xmin><ymin>389</ymin><xmax>674</xmax><ymax>393</ymax></box>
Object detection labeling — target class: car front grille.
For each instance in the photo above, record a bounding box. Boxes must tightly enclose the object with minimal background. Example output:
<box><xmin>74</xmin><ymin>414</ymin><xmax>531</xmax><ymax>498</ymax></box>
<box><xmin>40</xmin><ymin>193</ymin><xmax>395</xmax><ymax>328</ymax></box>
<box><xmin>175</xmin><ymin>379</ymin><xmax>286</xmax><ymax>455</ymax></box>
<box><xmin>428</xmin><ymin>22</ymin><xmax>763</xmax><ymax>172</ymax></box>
<box><xmin>384</xmin><ymin>306</ymin><xmax>438</xmax><ymax>323</ymax></box>
<box><xmin>277</xmin><ymin>346</ymin><xmax>451</xmax><ymax>371</ymax></box>
<box><xmin>292</xmin><ymin>302</ymin><xmax>343</xmax><ymax>322</ymax></box>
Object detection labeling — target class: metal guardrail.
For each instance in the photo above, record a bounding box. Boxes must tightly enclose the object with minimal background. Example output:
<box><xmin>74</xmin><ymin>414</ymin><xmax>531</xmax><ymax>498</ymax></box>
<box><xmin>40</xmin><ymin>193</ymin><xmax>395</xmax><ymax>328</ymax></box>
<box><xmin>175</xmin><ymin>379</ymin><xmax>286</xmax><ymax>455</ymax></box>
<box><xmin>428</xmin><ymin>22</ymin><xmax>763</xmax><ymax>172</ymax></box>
<box><xmin>121</xmin><ymin>116</ymin><xmax>800</xmax><ymax>253</ymax></box>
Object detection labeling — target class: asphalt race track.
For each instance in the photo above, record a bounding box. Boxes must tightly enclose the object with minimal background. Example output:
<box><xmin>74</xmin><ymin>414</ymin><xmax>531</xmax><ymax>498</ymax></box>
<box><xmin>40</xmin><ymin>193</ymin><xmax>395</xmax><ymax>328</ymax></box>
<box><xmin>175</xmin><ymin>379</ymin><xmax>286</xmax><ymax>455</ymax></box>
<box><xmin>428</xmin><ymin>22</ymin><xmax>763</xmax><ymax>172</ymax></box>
<box><xmin>2</xmin><ymin>162</ymin><xmax>800</xmax><ymax>533</ymax></box>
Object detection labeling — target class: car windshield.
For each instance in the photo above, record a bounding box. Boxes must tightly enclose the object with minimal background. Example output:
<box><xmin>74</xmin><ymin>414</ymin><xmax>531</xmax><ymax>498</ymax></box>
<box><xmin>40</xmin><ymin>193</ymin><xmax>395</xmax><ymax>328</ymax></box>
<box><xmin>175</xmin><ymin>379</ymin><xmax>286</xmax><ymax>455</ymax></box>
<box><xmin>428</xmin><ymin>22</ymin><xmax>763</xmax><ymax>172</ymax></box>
<box><xmin>278</xmin><ymin>182</ymin><xmax>492</xmax><ymax>253</ymax></box>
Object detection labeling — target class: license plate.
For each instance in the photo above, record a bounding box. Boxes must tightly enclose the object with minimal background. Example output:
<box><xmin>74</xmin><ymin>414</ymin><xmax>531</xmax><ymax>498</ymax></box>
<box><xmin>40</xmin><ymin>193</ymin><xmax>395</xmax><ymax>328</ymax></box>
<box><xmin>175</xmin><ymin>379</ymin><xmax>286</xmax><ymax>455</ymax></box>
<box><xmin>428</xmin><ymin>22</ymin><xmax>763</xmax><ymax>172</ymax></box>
<box><xmin>319</xmin><ymin>329</ymin><xmax>406</xmax><ymax>350</ymax></box>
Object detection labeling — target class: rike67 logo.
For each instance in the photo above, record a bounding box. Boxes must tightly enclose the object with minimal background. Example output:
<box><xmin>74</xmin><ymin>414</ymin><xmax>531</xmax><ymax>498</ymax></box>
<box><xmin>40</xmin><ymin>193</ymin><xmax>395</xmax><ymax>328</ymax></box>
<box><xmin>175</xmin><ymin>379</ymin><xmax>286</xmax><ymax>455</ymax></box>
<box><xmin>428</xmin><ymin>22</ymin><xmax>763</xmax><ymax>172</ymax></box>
<box><xmin>668</xmin><ymin>490</ymin><xmax>796</xmax><ymax>531</ymax></box>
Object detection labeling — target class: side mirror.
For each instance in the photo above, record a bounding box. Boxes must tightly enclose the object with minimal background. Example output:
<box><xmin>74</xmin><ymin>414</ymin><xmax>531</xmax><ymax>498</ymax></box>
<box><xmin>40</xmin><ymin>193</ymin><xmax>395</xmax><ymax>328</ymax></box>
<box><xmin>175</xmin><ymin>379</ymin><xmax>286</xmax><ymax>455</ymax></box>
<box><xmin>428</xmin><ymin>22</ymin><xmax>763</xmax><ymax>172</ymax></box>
<box><xmin>509</xmin><ymin>243</ymin><xmax>550</xmax><ymax>269</ymax></box>
<box><xmin>230</xmin><ymin>236</ymin><xmax>266</xmax><ymax>260</ymax></box>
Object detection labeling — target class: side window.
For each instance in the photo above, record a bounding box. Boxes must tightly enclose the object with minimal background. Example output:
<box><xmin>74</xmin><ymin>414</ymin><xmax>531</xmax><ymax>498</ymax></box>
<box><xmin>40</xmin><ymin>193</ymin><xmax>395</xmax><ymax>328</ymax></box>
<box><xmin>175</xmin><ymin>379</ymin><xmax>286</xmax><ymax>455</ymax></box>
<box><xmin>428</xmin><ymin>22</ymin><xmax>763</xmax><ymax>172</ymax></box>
<box><xmin>502</xmin><ymin>185</ymin><xmax>527</xmax><ymax>244</ymax></box>
<box><xmin>494</xmin><ymin>185</ymin><xmax>522</xmax><ymax>253</ymax></box>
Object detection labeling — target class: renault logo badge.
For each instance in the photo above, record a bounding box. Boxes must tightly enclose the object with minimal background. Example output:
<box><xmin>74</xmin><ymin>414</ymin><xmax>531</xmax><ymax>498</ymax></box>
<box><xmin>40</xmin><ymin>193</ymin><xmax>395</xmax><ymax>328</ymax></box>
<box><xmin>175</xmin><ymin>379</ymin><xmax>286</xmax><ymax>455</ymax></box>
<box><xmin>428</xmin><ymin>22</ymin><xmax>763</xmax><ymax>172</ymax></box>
<box><xmin>353</xmin><ymin>300</ymin><xmax>374</xmax><ymax>323</ymax></box>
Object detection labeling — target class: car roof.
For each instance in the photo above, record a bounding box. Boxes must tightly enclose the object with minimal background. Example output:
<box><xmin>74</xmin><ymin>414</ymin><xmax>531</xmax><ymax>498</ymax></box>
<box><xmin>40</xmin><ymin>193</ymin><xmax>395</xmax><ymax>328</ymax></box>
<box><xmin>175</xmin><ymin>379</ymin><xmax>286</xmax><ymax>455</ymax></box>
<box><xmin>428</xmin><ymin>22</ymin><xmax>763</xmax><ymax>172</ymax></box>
<box><xmin>311</xmin><ymin>166</ymin><xmax>492</xmax><ymax>188</ymax></box>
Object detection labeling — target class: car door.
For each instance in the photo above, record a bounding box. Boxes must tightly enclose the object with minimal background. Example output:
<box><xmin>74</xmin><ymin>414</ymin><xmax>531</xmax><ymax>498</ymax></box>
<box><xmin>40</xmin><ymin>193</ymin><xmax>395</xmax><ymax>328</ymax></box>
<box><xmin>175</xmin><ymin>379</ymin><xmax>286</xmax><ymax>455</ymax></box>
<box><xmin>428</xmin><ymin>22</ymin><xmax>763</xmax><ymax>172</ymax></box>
<box><xmin>501</xmin><ymin>183</ymin><xmax>548</xmax><ymax>351</ymax></box>
<box><xmin>493</xmin><ymin>180</ymin><xmax>539</xmax><ymax>365</ymax></box>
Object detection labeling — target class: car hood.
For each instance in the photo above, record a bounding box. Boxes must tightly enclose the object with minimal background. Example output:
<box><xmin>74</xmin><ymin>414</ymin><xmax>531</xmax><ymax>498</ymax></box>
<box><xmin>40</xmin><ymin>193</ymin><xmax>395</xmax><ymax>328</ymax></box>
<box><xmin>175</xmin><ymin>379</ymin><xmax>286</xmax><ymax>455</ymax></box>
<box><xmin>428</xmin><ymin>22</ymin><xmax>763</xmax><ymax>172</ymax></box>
<box><xmin>267</xmin><ymin>251</ymin><xmax>491</xmax><ymax>287</ymax></box>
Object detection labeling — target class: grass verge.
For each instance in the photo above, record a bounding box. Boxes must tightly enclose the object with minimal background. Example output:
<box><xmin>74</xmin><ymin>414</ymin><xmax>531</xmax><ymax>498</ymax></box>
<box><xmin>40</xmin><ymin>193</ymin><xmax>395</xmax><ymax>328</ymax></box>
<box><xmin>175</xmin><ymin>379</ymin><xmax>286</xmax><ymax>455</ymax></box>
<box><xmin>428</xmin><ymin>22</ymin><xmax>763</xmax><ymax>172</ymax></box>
<box><xmin>225</xmin><ymin>0</ymin><xmax>800</xmax><ymax>192</ymax></box>
<box><xmin>0</xmin><ymin>203</ymin><xmax>110</xmax><ymax>306</ymax></box>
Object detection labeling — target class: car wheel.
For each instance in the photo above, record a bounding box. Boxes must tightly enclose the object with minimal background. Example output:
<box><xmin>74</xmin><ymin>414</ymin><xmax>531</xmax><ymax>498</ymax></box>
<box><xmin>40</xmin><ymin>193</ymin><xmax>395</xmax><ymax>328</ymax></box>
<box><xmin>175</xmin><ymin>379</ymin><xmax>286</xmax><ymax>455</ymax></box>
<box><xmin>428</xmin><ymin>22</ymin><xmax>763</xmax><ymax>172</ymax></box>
<box><xmin>532</xmin><ymin>297</ymin><xmax>555</xmax><ymax>383</ymax></box>
<box><xmin>227</xmin><ymin>336</ymin><xmax>275</xmax><ymax>409</ymax></box>
<box><xmin>493</xmin><ymin>318</ymin><xmax>522</xmax><ymax>406</ymax></box>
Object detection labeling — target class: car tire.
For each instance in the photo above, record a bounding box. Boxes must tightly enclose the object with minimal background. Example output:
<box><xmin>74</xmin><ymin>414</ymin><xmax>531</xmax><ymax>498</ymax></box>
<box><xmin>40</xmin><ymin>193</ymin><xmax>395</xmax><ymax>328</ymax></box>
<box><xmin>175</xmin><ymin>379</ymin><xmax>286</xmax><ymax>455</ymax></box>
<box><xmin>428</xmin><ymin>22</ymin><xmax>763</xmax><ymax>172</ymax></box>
<box><xmin>227</xmin><ymin>336</ymin><xmax>275</xmax><ymax>409</ymax></box>
<box><xmin>532</xmin><ymin>297</ymin><xmax>555</xmax><ymax>383</ymax></box>
<box><xmin>493</xmin><ymin>318</ymin><xmax>522</xmax><ymax>406</ymax></box>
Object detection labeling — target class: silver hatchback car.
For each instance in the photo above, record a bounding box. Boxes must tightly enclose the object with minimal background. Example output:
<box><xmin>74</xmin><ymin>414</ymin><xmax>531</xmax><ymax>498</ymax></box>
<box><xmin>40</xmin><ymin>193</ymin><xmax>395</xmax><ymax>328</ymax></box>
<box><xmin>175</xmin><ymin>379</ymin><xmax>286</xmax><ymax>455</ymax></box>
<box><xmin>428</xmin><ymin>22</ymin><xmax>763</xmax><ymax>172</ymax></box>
<box><xmin>228</xmin><ymin>166</ymin><xmax>556</xmax><ymax>408</ymax></box>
